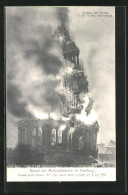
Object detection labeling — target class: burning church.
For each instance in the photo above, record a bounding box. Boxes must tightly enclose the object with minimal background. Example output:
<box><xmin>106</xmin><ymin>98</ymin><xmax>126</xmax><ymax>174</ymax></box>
<box><xmin>17</xmin><ymin>8</ymin><xmax>99</xmax><ymax>161</ymax></box>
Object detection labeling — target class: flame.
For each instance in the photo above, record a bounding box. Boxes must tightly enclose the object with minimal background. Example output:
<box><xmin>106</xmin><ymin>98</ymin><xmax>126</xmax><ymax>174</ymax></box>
<box><xmin>76</xmin><ymin>109</ymin><xmax>97</xmax><ymax>125</ymax></box>
<box><xmin>56</xmin><ymin>66</ymin><xmax>73</xmax><ymax>80</ymax></box>
<box><xmin>33</xmin><ymin>112</ymin><xmax>58</xmax><ymax>120</ymax></box>
<box><xmin>34</xmin><ymin>112</ymin><xmax>48</xmax><ymax>120</ymax></box>
<box><xmin>66</xmin><ymin>67</ymin><xmax>73</xmax><ymax>74</ymax></box>
<box><xmin>59</xmin><ymin>35</ymin><xmax>65</xmax><ymax>44</ymax></box>
<box><xmin>82</xmin><ymin>94</ymin><xmax>91</xmax><ymax>108</ymax></box>
<box><xmin>27</xmin><ymin>103</ymin><xmax>59</xmax><ymax>120</ymax></box>
<box><xmin>76</xmin><ymin>93</ymin><xmax>97</xmax><ymax>125</ymax></box>
<box><xmin>50</xmin><ymin>113</ymin><xmax>58</xmax><ymax>120</ymax></box>
<box><xmin>59</xmin><ymin>124</ymin><xmax>66</xmax><ymax>131</ymax></box>
<box><xmin>70</xmin><ymin>127</ymin><xmax>75</xmax><ymax>134</ymax></box>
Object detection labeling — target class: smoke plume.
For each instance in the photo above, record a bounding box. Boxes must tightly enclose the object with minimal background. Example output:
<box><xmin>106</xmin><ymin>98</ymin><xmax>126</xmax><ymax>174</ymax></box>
<box><xmin>56</xmin><ymin>7</ymin><xmax>69</xmax><ymax>26</ymax></box>
<box><xmin>24</xmin><ymin>29</ymin><xmax>62</xmax><ymax>75</ymax></box>
<box><xmin>7</xmin><ymin>83</ymin><xmax>33</xmax><ymax>118</ymax></box>
<box><xmin>6</xmin><ymin>7</ymin><xmax>64</xmax><ymax>119</ymax></box>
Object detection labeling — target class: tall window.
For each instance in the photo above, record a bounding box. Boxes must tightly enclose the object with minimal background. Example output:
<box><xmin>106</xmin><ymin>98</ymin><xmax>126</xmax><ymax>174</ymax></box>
<box><xmin>38</xmin><ymin>126</ymin><xmax>42</xmax><ymax>146</ymax></box>
<box><xmin>32</xmin><ymin>128</ymin><xmax>36</xmax><ymax>147</ymax></box>
<box><xmin>79</xmin><ymin>136</ymin><xmax>83</xmax><ymax>150</ymax></box>
<box><xmin>58</xmin><ymin>129</ymin><xmax>63</xmax><ymax>144</ymax></box>
<box><xmin>51</xmin><ymin>128</ymin><xmax>56</xmax><ymax>146</ymax></box>
<box><xmin>38</xmin><ymin>126</ymin><xmax>42</xmax><ymax>137</ymax></box>
<box><xmin>32</xmin><ymin>128</ymin><xmax>36</xmax><ymax>136</ymax></box>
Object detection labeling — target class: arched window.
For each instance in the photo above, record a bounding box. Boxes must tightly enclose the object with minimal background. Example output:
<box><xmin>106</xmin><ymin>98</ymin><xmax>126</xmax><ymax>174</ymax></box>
<box><xmin>58</xmin><ymin>129</ymin><xmax>62</xmax><ymax>144</ymax></box>
<box><xmin>58</xmin><ymin>125</ymin><xmax>66</xmax><ymax>144</ymax></box>
<box><xmin>79</xmin><ymin>136</ymin><xmax>83</xmax><ymax>150</ymax></box>
<box><xmin>32</xmin><ymin>128</ymin><xmax>36</xmax><ymax>147</ymax></box>
<box><xmin>51</xmin><ymin>128</ymin><xmax>56</xmax><ymax>146</ymax></box>
<box><xmin>38</xmin><ymin>126</ymin><xmax>42</xmax><ymax>137</ymax></box>
<box><xmin>32</xmin><ymin>128</ymin><xmax>36</xmax><ymax>136</ymax></box>
<box><xmin>38</xmin><ymin>126</ymin><xmax>42</xmax><ymax>146</ymax></box>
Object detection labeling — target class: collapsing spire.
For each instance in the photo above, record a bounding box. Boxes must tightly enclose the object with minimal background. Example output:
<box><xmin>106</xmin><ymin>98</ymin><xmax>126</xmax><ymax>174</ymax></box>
<box><xmin>56</xmin><ymin>24</ymin><xmax>80</xmax><ymax>66</ymax></box>
<box><xmin>56</xmin><ymin>24</ymin><xmax>92</xmax><ymax>117</ymax></box>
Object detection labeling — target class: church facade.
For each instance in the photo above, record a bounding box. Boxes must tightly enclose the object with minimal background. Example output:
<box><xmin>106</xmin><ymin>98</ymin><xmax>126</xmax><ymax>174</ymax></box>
<box><xmin>18</xmin><ymin>119</ymin><xmax>99</xmax><ymax>158</ymax></box>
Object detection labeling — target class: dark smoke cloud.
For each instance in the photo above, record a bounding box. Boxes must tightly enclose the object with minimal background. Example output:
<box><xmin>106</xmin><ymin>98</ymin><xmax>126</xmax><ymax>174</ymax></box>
<box><xmin>28</xmin><ymin>80</ymin><xmax>62</xmax><ymax>113</ymax></box>
<box><xmin>7</xmin><ymin>82</ymin><xmax>33</xmax><ymax>118</ymax></box>
<box><xmin>6</xmin><ymin>7</ymin><xmax>64</xmax><ymax>118</ymax></box>
<box><xmin>7</xmin><ymin>12</ymin><xmax>63</xmax><ymax>76</ymax></box>
<box><xmin>24</xmin><ymin>34</ymin><xmax>62</xmax><ymax>75</ymax></box>
<box><xmin>56</xmin><ymin>7</ymin><xmax>69</xmax><ymax>26</ymax></box>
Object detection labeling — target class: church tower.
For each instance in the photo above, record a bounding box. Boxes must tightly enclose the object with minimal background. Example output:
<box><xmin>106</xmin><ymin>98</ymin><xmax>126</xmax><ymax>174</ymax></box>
<box><xmin>56</xmin><ymin>24</ymin><xmax>89</xmax><ymax>118</ymax></box>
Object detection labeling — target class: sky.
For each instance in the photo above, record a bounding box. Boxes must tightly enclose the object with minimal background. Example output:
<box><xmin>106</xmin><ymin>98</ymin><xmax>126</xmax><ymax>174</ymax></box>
<box><xmin>6</xmin><ymin>7</ymin><xmax>115</xmax><ymax>148</ymax></box>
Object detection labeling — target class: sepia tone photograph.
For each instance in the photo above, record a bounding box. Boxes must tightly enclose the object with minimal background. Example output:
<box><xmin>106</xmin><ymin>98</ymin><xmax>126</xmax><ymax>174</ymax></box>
<box><xmin>6</xmin><ymin>6</ymin><xmax>116</xmax><ymax>181</ymax></box>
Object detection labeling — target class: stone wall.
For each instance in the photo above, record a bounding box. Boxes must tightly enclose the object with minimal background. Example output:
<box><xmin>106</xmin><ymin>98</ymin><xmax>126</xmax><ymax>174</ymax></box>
<box><xmin>17</xmin><ymin>119</ymin><xmax>99</xmax><ymax>157</ymax></box>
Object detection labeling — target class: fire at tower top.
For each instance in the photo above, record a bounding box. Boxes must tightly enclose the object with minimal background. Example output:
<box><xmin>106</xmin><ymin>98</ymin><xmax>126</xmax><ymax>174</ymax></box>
<box><xmin>55</xmin><ymin>23</ymin><xmax>93</xmax><ymax>118</ymax></box>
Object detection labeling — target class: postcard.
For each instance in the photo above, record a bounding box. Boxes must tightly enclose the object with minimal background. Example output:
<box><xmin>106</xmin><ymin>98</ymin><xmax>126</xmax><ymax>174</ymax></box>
<box><xmin>6</xmin><ymin>6</ymin><xmax>116</xmax><ymax>182</ymax></box>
